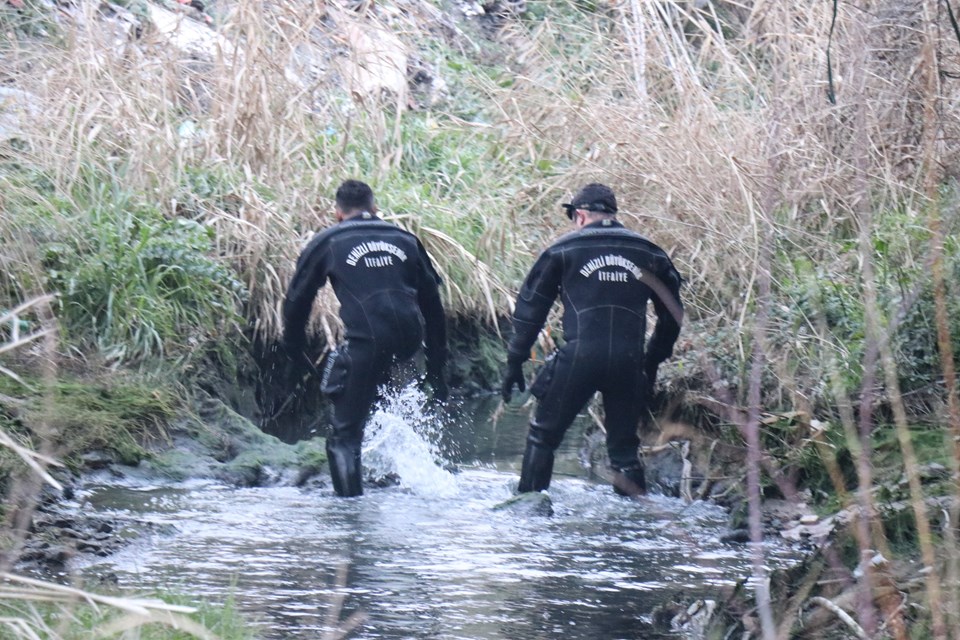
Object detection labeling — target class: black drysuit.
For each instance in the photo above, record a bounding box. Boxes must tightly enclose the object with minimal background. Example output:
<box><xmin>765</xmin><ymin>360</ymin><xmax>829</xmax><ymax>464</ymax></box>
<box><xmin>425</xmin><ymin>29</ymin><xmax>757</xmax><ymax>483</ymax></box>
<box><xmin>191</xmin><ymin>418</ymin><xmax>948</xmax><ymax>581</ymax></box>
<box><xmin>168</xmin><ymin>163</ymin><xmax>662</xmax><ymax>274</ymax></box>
<box><xmin>507</xmin><ymin>219</ymin><xmax>683</xmax><ymax>493</ymax></box>
<box><xmin>283</xmin><ymin>213</ymin><xmax>446</xmax><ymax>496</ymax></box>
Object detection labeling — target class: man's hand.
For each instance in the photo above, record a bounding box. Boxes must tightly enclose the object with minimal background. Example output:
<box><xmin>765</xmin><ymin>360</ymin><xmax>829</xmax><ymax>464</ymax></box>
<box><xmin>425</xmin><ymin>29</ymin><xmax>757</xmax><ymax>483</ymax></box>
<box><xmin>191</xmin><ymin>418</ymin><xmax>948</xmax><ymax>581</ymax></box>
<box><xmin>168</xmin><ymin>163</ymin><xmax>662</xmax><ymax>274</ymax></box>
<box><xmin>500</xmin><ymin>358</ymin><xmax>526</xmax><ymax>402</ymax></box>
<box><xmin>643</xmin><ymin>359</ymin><xmax>659</xmax><ymax>401</ymax></box>
<box><xmin>260</xmin><ymin>343</ymin><xmax>308</xmax><ymax>427</ymax></box>
<box><xmin>425</xmin><ymin>369</ymin><xmax>449</xmax><ymax>403</ymax></box>
<box><xmin>281</xmin><ymin>343</ymin><xmax>310</xmax><ymax>388</ymax></box>
<box><xmin>424</xmin><ymin>354</ymin><xmax>449</xmax><ymax>403</ymax></box>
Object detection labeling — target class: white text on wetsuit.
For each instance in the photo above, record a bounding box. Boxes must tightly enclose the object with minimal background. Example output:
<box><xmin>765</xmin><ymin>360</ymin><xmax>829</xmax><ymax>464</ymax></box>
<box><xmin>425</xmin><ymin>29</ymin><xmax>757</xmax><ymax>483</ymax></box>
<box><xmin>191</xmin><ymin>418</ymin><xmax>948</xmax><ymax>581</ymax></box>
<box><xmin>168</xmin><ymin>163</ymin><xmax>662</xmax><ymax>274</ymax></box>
<box><xmin>346</xmin><ymin>241</ymin><xmax>409</xmax><ymax>267</ymax></box>
<box><xmin>579</xmin><ymin>254</ymin><xmax>643</xmax><ymax>280</ymax></box>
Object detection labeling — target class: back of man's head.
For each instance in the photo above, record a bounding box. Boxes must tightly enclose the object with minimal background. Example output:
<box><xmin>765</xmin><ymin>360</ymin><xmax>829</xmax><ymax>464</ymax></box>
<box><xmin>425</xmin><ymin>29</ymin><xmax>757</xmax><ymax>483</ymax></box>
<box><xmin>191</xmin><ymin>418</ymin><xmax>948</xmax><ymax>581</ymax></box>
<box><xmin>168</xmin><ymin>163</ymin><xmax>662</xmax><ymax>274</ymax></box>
<box><xmin>570</xmin><ymin>183</ymin><xmax>617</xmax><ymax>214</ymax></box>
<box><xmin>336</xmin><ymin>180</ymin><xmax>374</xmax><ymax>213</ymax></box>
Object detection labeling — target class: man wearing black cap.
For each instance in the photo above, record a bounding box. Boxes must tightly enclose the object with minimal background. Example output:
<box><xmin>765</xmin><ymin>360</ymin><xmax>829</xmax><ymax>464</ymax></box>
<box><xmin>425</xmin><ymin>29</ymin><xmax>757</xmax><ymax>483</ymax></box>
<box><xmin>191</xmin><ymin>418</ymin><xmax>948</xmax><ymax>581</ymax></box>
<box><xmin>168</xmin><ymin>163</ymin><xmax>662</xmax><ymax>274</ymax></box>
<box><xmin>282</xmin><ymin>179</ymin><xmax>448</xmax><ymax>497</ymax></box>
<box><xmin>500</xmin><ymin>183</ymin><xmax>683</xmax><ymax>496</ymax></box>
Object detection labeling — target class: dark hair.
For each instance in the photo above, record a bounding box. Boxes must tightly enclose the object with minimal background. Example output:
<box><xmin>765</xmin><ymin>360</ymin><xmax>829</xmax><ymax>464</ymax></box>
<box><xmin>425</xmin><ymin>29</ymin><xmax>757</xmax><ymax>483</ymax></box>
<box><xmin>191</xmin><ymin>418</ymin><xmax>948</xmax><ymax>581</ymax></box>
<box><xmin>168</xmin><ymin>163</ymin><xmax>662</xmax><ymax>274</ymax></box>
<box><xmin>335</xmin><ymin>180</ymin><xmax>374</xmax><ymax>212</ymax></box>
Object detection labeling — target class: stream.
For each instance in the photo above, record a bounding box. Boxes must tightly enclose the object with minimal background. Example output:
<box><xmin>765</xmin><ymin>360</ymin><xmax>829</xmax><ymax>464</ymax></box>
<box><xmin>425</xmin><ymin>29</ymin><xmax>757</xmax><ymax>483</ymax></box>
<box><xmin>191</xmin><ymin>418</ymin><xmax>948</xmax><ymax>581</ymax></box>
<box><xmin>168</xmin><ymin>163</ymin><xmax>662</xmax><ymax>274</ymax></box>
<box><xmin>71</xmin><ymin>388</ymin><xmax>802</xmax><ymax>639</ymax></box>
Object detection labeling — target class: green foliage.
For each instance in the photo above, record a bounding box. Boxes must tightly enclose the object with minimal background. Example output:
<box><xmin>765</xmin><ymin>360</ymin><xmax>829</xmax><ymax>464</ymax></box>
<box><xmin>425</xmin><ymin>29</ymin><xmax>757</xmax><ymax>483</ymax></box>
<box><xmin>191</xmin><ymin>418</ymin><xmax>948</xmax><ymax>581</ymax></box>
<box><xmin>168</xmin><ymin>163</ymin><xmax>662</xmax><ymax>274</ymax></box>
<box><xmin>756</xmin><ymin>412</ymin><xmax>852</xmax><ymax>504</ymax></box>
<box><xmin>0</xmin><ymin>590</ymin><xmax>255</xmax><ymax>639</ymax></box>
<box><xmin>179</xmin><ymin>164</ymin><xmax>275</xmax><ymax>215</ymax></box>
<box><xmin>1</xmin><ymin>373</ymin><xmax>177</xmax><ymax>470</ymax></box>
<box><xmin>21</xmin><ymin>167</ymin><xmax>249</xmax><ymax>365</ymax></box>
<box><xmin>295</xmin><ymin>437</ymin><xmax>328</xmax><ymax>474</ymax></box>
<box><xmin>766</xmin><ymin>199</ymin><xmax>960</xmax><ymax>410</ymax></box>
<box><xmin>51</xmin><ymin>379</ymin><xmax>176</xmax><ymax>465</ymax></box>
<box><xmin>447</xmin><ymin>319</ymin><xmax>506</xmax><ymax>391</ymax></box>
<box><xmin>0</xmin><ymin>1</ymin><xmax>60</xmax><ymax>40</ymax></box>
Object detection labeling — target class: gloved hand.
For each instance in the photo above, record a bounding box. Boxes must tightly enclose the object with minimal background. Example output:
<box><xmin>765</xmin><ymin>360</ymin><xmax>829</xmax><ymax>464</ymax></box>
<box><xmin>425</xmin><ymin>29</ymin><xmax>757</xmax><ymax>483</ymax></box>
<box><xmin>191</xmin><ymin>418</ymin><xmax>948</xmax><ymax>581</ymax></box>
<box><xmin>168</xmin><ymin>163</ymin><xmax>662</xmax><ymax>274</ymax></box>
<box><xmin>281</xmin><ymin>342</ymin><xmax>310</xmax><ymax>388</ymax></box>
<box><xmin>425</xmin><ymin>369</ymin><xmax>449</xmax><ymax>403</ymax></box>
<box><xmin>500</xmin><ymin>357</ymin><xmax>526</xmax><ymax>403</ymax></box>
<box><xmin>643</xmin><ymin>358</ymin><xmax>660</xmax><ymax>403</ymax></box>
<box><xmin>260</xmin><ymin>343</ymin><xmax>307</xmax><ymax>426</ymax></box>
<box><xmin>422</xmin><ymin>356</ymin><xmax>449</xmax><ymax>403</ymax></box>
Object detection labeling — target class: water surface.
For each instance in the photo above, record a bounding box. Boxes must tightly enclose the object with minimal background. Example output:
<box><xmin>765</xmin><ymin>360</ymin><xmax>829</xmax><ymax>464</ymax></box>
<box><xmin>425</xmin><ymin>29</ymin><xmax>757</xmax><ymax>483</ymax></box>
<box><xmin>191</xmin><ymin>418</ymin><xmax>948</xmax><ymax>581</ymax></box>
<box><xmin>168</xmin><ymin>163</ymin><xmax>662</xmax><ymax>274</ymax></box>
<box><xmin>74</xmin><ymin>391</ymin><xmax>799</xmax><ymax>639</ymax></box>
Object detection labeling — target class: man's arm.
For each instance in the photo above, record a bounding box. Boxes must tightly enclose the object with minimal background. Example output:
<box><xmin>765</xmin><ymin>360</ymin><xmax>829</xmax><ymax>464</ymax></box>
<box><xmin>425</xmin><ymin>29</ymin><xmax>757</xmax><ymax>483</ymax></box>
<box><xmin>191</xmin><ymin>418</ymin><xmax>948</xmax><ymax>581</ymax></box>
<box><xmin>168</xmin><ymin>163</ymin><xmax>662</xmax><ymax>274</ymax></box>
<box><xmin>501</xmin><ymin>248</ymin><xmax>561</xmax><ymax>402</ymax></box>
<box><xmin>644</xmin><ymin>262</ymin><xmax>683</xmax><ymax>384</ymax></box>
<box><xmin>282</xmin><ymin>234</ymin><xmax>331</xmax><ymax>354</ymax></box>
<box><xmin>507</xmin><ymin>249</ymin><xmax>562</xmax><ymax>363</ymax></box>
<box><xmin>414</xmin><ymin>239</ymin><xmax>447</xmax><ymax>383</ymax></box>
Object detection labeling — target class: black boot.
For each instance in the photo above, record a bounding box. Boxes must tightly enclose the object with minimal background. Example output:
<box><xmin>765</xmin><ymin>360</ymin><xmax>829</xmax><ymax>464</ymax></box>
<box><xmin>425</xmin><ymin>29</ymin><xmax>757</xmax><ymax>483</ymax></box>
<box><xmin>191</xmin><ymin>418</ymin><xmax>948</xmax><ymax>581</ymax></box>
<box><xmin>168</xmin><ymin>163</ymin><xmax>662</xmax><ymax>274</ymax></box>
<box><xmin>612</xmin><ymin>464</ymin><xmax>647</xmax><ymax>497</ymax></box>
<box><xmin>518</xmin><ymin>441</ymin><xmax>555</xmax><ymax>493</ymax></box>
<box><xmin>326</xmin><ymin>439</ymin><xmax>363</xmax><ymax>497</ymax></box>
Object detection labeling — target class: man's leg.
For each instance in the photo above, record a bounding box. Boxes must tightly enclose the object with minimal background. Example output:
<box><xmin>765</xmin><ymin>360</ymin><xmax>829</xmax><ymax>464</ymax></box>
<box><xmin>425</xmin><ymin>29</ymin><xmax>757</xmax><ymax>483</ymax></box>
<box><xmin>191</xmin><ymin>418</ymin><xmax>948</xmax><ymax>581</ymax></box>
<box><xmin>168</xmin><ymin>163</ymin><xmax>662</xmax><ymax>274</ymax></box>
<box><xmin>602</xmin><ymin>371</ymin><xmax>647</xmax><ymax>497</ymax></box>
<box><xmin>519</xmin><ymin>353</ymin><xmax>597</xmax><ymax>492</ymax></box>
<box><xmin>325</xmin><ymin>341</ymin><xmax>386</xmax><ymax>497</ymax></box>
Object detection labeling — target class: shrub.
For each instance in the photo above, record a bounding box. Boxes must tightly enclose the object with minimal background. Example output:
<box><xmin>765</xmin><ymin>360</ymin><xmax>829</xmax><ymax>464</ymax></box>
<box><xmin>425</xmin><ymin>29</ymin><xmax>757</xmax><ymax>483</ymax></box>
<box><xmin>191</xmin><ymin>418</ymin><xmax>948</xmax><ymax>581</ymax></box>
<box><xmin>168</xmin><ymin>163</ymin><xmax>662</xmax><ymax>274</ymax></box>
<box><xmin>28</xmin><ymin>169</ymin><xmax>248</xmax><ymax>366</ymax></box>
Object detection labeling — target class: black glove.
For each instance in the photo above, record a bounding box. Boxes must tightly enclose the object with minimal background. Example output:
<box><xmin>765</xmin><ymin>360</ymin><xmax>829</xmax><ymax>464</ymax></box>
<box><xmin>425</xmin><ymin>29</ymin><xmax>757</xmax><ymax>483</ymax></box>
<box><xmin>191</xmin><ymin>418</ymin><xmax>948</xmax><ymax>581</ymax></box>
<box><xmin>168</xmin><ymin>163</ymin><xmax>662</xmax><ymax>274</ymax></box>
<box><xmin>500</xmin><ymin>358</ymin><xmax>526</xmax><ymax>403</ymax></box>
<box><xmin>423</xmin><ymin>355</ymin><xmax>449</xmax><ymax>403</ymax></box>
<box><xmin>281</xmin><ymin>342</ymin><xmax>311</xmax><ymax>388</ymax></box>
<box><xmin>425</xmin><ymin>369</ymin><xmax>449</xmax><ymax>403</ymax></box>
<box><xmin>260</xmin><ymin>343</ymin><xmax>307</xmax><ymax>426</ymax></box>
<box><xmin>643</xmin><ymin>358</ymin><xmax>660</xmax><ymax>402</ymax></box>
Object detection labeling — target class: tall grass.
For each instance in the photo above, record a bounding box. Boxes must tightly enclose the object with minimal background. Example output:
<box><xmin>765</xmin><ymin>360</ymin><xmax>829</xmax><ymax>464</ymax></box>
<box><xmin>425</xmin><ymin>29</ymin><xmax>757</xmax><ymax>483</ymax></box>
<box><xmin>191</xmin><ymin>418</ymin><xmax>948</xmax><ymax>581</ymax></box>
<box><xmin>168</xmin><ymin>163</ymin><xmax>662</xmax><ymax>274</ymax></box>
<box><xmin>3</xmin><ymin>0</ymin><xmax>960</xmax><ymax>635</ymax></box>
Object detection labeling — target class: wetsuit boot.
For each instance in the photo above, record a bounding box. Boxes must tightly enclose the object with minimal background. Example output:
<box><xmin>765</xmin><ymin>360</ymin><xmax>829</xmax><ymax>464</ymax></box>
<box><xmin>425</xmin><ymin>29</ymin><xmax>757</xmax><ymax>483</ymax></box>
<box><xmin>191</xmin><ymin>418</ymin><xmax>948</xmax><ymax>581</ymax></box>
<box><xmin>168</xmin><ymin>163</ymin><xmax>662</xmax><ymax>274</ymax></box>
<box><xmin>612</xmin><ymin>464</ymin><xmax>647</xmax><ymax>497</ymax></box>
<box><xmin>517</xmin><ymin>441</ymin><xmax>555</xmax><ymax>492</ymax></box>
<box><xmin>326</xmin><ymin>438</ymin><xmax>363</xmax><ymax>497</ymax></box>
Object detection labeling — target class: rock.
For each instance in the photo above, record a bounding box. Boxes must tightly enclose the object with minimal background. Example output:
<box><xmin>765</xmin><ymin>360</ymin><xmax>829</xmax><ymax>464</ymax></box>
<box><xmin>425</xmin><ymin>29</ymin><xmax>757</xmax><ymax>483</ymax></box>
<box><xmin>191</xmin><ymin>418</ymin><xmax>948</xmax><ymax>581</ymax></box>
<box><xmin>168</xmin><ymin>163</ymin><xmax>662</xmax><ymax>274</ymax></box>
<box><xmin>137</xmin><ymin>397</ymin><xmax>312</xmax><ymax>487</ymax></box>
<box><xmin>80</xmin><ymin>450</ymin><xmax>115</xmax><ymax>469</ymax></box>
<box><xmin>780</xmin><ymin>516</ymin><xmax>836</xmax><ymax>546</ymax></box>
<box><xmin>294</xmin><ymin>438</ymin><xmax>328</xmax><ymax>485</ymax></box>
<box><xmin>141</xmin><ymin>442</ymin><xmax>219</xmax><ymax>481</ymax></box>
<box><xmin>76</xmin><ymin>539</ymin><xmax>105</xmax><ymax>554</ymax></box>
<box><xmin>651</xmin><ymin>600</ymin><xmax>686</xmax><ymax>630</ymax></box>
<box><xmin>492</xmin><ymin>491</ymin><xmax>553</xmax><ymax>517</ymax></box>
<box><xmin>146</xmin><ymin>4</ymin><xmax>235</xmax><ymax>60</ymax></box>
<box><xmin>221</xmin><ymin>447</ymin><xmax>298</xmax><ymax>487</ymax></box>
<box><xmin>19</xmin><ymin>538</ymin><xmax>71</xmax><ymax>570</ymax></box>
<box><xmin>918</xmin><ymin>462</ymin><xmax>950</xmax><ymax>483</ymax></box>
<box><xmin>645</xmin><ymin>442</ymin><xmax>701</xmax><ymax>498</ymax></box>
<box><xmin>0</xmin><ymin>87</ymin><xmax>39</xmax><ymax>141</ymax></box>
<box><xmin>726</xmin><ymin>497</ymin><xmax>748</xmax><ymax>530</ymax></box>
<box><xmin>719</xmin><ymin>528</ymin><xmax>751</xmax><ymax>544</ymax></box>
<box><xmin>339</xmin><ymin>15</ymin><xmax>408</xmax><ymax>105</ymax></box>
<box><xmin>671</xmin><ymin>599</ymin><xmax>716</xmax><ymax>639</ymax></box>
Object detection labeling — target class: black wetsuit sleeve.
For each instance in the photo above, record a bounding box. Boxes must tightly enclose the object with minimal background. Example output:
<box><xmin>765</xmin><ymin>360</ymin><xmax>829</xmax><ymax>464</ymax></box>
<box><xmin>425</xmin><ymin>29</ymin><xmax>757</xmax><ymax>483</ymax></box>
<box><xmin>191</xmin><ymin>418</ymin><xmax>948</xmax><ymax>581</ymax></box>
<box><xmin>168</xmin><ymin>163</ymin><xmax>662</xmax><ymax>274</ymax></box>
<box><xmin>282</xmin><ymin>235</ymin><xmax>331</xmax><ymax>352</ymax></box>
<box><xmin>507</xmin><ymin>248</ymin><xmax>562</xmax><ymax>362</ymax></box>
<box><xmin>645</xmin><ymin>265</ymin><xmax>683</xmax><ymax>365</ymax></box>
<box><xmin>416</xmin><ymin>239</ymin><xmax>447</xmax><ymax>375</ymax></box>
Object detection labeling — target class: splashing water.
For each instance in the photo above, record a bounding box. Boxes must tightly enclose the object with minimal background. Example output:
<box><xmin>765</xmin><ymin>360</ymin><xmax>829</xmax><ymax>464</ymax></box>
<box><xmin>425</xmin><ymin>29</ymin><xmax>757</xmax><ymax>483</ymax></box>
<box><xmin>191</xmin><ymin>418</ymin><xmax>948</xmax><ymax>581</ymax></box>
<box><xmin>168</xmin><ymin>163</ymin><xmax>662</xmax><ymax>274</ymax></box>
<box><xmin>362</xmin><ymin>384</ymin><xmax>458</xmax><ymax>497</ymax></box>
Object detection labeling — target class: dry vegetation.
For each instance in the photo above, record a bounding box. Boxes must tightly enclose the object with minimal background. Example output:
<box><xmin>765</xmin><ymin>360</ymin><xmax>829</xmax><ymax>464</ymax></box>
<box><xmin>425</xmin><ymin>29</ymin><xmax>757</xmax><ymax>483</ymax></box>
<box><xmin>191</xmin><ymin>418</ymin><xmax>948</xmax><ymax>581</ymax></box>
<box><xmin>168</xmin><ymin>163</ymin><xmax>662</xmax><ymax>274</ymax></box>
<box><xmin>3</xmin><ymin>0</ymin><xmax>960</xmax><ymax>637</ymax></box>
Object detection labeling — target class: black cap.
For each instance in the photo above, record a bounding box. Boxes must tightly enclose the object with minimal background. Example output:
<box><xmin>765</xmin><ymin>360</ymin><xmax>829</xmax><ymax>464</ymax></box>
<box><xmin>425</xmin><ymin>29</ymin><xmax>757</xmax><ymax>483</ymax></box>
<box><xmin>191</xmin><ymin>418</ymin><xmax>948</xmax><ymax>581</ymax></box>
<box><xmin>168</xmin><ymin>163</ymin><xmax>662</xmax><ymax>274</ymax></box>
<box><xmin>561</xmin><ymin>183</ymin><xmax>618</xmax><ymax>219</ymax></box>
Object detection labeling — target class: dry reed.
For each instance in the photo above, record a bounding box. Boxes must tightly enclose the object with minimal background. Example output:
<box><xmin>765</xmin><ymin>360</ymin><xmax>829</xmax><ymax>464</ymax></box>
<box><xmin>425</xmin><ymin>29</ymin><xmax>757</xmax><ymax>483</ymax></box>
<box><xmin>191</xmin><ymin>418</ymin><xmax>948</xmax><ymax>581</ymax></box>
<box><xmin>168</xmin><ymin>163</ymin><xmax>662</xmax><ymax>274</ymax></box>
<box><xmin>4</xmin><ymin>0</ymin><xmax>960</xmax><ymax>635</ymax></box>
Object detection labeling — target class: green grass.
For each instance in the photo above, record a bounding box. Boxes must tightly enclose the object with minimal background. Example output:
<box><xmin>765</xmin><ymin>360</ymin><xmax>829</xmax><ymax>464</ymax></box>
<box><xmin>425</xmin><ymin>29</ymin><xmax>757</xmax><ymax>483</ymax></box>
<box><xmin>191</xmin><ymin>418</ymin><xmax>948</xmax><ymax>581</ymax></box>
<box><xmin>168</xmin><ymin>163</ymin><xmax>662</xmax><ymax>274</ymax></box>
<box><xmin>0</xmin><ymin>590</ymin><xmax>255</xmax><ymax>640</ymax></box>
<box><xmin>0</xmin><ymin>373</ymin><xmax>178</xmax><ymax>477</ymax></box>
<box><xmin>3</xmin><ymin>162</ymin><xmax>247</xmax><ymax>368</ymax></box>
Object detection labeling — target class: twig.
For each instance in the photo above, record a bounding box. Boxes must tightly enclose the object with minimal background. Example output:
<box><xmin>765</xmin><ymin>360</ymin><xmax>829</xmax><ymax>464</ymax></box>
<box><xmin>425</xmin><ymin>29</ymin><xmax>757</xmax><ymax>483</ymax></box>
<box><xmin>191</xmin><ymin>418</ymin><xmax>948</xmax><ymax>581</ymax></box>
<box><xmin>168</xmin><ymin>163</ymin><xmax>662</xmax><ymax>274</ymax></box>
<box><xmin>0</xmin><ymin>574</ymin><xmax>197</xmax><ymax>617</ymax></box>
<box><xmin>807</xmin><ymin>597</ymin><xmax>870</xmax><ymax>640</ymax></box>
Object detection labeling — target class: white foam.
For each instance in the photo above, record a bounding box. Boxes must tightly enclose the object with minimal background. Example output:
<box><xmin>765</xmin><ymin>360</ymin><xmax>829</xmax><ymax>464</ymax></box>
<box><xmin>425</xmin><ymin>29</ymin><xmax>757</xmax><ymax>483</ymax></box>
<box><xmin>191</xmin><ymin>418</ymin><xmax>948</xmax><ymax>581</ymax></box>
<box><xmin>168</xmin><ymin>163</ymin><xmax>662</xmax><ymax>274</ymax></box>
<box><xmin>362</xmin><ymin>384</ymin><xmax>458</xmax><ymax>497</ymax></box>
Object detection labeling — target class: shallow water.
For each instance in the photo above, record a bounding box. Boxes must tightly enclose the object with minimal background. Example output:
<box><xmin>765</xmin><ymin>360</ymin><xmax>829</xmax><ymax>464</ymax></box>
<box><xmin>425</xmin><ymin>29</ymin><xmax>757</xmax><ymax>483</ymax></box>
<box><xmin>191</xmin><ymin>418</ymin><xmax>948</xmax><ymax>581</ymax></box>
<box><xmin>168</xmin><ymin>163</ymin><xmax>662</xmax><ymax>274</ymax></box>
<box><xmin>73</xmin><ymin>390</ymin><xmax>800</xmax><ymax>639</ymax></box>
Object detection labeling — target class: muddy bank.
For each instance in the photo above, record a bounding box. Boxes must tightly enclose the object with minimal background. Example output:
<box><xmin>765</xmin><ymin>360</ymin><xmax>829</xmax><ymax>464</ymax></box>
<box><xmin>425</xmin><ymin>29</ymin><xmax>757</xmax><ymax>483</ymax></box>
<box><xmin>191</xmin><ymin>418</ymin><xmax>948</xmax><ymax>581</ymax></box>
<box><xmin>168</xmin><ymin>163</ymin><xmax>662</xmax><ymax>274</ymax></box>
<box><xmin>15</xmin><ymin>391</ymin><xmax>330</xmax><ymax>576</ymax></box>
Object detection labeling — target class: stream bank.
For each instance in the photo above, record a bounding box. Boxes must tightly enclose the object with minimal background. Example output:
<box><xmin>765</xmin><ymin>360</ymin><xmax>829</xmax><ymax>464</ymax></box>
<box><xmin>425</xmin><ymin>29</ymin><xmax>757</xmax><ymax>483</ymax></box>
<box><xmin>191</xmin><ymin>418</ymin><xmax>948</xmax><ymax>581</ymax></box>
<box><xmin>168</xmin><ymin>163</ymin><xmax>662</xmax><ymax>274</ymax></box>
<box><xmin>10</xmin><ymin>347</ymin><xmax>935</xmax><ymax>639</ymax></box>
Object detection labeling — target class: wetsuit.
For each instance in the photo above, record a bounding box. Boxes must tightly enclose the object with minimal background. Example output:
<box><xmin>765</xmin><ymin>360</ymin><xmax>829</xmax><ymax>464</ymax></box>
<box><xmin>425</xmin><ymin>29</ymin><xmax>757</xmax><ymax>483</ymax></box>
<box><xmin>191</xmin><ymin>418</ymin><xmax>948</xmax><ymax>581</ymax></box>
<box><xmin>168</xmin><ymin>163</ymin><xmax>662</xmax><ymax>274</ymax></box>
<box><xmin>507</xmin><ymin>218</ymin><xmax>682</xmax><ymax>494</ymax></box>
<box><xmin>283</xmin><ymin>213</ymin><xmax>446</xmax><ymax>496</ymax></box>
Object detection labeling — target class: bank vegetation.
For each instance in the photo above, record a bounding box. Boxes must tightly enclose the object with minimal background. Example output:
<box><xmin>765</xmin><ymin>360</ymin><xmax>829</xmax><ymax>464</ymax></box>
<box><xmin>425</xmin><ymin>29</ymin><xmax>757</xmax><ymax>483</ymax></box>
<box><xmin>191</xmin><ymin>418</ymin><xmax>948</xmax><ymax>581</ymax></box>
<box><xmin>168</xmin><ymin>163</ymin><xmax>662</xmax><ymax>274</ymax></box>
<box><xmin>3</xmin><ymin>0</ymin><xmax>960</xmax><ymax>637</ymax></box>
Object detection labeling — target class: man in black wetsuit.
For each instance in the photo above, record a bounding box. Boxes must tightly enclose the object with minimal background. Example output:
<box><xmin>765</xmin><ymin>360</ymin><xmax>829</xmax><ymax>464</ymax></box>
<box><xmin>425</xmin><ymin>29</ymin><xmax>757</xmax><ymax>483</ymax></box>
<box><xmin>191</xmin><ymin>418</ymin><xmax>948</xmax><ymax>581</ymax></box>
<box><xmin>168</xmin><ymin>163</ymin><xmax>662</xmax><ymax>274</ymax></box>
<box><xmin>282</xmin><ymin>180</ymin><xmax>448</xmax><ymax>497</ymax></box>
<box><xmin>500</xmin><ymin>183</ymin><xmax>683</xmax><ymax>497</ymax></box>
